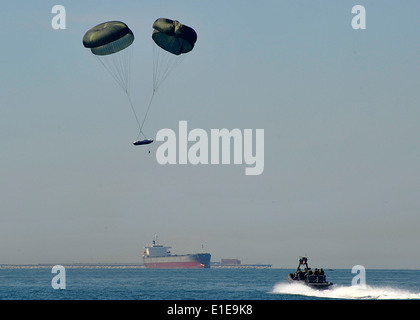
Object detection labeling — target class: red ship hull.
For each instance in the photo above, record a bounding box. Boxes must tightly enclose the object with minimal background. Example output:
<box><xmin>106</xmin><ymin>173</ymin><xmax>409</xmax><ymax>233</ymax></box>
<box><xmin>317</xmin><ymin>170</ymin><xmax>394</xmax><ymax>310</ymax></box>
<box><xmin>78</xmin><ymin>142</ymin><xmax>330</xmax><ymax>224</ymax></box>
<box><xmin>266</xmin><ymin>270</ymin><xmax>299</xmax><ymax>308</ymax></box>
<box><xmin>143</xmin><ymin>253</ymin><xmax>211</xmax><ymax>269</ymax></box>
<box><xmin>144</xmin><ymin>261</ymin><xmax>206</xmax><ymax>269</ymax></box>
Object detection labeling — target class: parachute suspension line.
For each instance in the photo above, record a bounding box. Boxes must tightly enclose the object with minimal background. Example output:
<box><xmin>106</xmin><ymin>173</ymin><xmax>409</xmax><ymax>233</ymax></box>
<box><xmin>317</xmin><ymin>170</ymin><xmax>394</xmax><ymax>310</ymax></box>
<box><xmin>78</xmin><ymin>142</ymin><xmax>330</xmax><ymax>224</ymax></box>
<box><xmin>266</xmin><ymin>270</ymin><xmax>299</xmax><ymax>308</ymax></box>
<box><xmin>153</xmin><ymin>44</ymin><xmax>158</xmax><ymax>93</ymax></box>
<box><xmin>126</xmin><ymin>91</ymin><xmax>142</xmax><ymax>136</ymax></box>
<box><xmin>152</xmin><ymin>44</ymin><xmax>185</xmax><ymax>93</ymax></box>
<box><xmin>95</xmin><ymin>41</ymin><xmax>133</xmax><ymax>93</ymax></box>
<box><xmin>95</xmin><ymin>46</ymin><xmax>143</xmax><ymax>138</ymax></box>
<box><xmin>137</xmin><ymin>91</ymin><xmax>156</xmax><ymax>140</ymax></box>
<box><xmin>138</xmin><ymin>45</ymin><xmax>186</xmax><ymax>140</ymax></box>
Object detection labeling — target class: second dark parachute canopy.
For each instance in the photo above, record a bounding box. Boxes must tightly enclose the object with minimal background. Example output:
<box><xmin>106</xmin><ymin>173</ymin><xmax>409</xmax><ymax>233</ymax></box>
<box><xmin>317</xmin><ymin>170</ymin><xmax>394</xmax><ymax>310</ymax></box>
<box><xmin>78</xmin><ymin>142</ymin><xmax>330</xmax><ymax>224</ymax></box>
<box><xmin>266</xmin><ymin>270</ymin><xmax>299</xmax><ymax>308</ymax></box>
<box><xmin>152</xmin><ymin>18</ymin><xmax>197</xmax><ymax>55</ymax></box>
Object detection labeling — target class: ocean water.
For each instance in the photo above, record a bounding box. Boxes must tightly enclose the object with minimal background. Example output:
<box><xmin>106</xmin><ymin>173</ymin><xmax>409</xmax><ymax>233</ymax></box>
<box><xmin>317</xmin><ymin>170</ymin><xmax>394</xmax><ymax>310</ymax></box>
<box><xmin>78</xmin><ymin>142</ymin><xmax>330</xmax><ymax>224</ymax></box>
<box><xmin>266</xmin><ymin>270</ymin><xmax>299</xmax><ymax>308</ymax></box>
<box><xmin>1</xmin><ymin>267</ymin><xmax>420</xmax><ymax>300</ymax></box>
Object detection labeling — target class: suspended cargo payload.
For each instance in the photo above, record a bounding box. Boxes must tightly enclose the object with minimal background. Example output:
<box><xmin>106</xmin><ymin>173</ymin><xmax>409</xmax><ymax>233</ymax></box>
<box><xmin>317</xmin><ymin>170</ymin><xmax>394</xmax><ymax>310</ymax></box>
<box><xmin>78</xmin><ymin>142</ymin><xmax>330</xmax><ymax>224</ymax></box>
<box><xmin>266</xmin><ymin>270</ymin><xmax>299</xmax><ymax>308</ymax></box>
<box><xmin>133</xmin><ymin>139</ymin><xmax>154</xmax><ymax>146</ymax></box>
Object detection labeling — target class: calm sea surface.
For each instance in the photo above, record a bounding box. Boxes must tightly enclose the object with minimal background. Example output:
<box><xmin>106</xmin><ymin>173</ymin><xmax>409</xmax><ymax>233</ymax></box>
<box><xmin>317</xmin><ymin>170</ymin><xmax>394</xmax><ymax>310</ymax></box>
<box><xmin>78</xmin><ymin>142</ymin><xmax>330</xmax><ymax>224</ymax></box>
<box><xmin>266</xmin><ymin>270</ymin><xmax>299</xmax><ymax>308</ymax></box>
<box><xmin>1</xmin><ymin>267</ymin><xmax>420</xmax><ymax>300</ymax></box>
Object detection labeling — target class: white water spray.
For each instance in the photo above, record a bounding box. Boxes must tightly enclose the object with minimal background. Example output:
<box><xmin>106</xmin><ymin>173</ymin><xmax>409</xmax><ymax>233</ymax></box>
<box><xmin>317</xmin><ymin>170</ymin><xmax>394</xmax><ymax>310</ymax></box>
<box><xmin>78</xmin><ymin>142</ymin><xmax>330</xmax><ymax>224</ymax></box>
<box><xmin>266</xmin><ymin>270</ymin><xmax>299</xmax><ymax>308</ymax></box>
<box><xmin>271</xmin><ymin>282</ymin><xmax>420</xmax><ymax>300</ymax></box>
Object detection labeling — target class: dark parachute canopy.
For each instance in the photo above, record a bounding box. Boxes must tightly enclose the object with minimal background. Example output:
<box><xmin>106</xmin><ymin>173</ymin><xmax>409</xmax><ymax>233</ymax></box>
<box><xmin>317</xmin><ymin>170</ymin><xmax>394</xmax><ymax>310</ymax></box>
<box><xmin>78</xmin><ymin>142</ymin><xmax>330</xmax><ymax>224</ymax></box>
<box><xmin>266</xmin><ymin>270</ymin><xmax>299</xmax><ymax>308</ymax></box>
<box><xmin>83</xmin><ymin>21</ymin><xmax>134</xmax><ymax>56</ymax></box>
<box><xmin>82</xmin><ymin>21</ymin><xmax>135</xmax><ymax>94</ymax></box>
<box><xmin>149</xmin><ymin>18</ymin><xmax>197</xmax><ymax>94</ymax></box>
<box><xmin>152</xmin><ymin>18</ymin><xmax>197</xmax><ymax>55</ymax></box>
<box><xmin>82</xmin><ymin>21</ymin><xmax>142</xmax><ymax>139</ymax></box>
<box><xmin>137</xmin><ymin>18</ymin><xmax>197</xmax><ymax>141</ymax></box>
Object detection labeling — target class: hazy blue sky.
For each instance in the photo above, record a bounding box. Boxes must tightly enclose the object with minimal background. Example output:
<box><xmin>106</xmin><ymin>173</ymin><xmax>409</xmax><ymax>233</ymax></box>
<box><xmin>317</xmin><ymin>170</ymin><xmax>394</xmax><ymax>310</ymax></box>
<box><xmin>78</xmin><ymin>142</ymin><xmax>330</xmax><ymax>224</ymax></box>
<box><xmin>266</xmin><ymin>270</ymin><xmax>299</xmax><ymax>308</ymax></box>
<box><xmin>1</xmin><ymin>1</ymin><xmax>419</xmax><ymax>268</ymax></box>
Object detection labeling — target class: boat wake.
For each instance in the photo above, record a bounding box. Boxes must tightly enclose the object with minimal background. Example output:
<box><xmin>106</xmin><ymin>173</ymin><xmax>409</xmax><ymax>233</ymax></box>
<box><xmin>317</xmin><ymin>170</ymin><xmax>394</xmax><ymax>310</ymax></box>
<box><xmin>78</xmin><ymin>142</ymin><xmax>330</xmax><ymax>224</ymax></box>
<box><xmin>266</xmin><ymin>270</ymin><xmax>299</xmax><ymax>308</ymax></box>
<box><xmin>271</xmin><ymin>282</ymin><xmax>420</xmax><ymax>300</ymax></box>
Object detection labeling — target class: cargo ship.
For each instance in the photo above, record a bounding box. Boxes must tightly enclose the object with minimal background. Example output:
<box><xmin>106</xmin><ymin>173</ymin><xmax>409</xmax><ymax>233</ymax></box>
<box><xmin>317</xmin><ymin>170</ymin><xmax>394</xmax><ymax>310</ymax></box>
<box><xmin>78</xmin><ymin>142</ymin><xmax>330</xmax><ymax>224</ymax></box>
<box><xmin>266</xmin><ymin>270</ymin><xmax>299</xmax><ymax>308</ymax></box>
<box><xmin>142</xmin><ymin>235</ymin><xmax>211</xmax><ymax>269</ymax></box>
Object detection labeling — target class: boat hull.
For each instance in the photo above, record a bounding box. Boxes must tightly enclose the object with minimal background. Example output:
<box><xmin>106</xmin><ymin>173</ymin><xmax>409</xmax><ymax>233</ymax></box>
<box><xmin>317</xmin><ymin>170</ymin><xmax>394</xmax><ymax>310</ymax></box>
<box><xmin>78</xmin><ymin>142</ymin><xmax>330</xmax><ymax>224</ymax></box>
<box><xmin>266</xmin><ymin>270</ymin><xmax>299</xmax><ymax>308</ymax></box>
<box><xmin>287</xmin><ymin>273</ymin><xmax>333</xmax><ymax>290</ymax></box>
<box><xmin>143</xmin><ymin>253</ymin><xmax>211</xmax><ymax>269</ymax></box>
